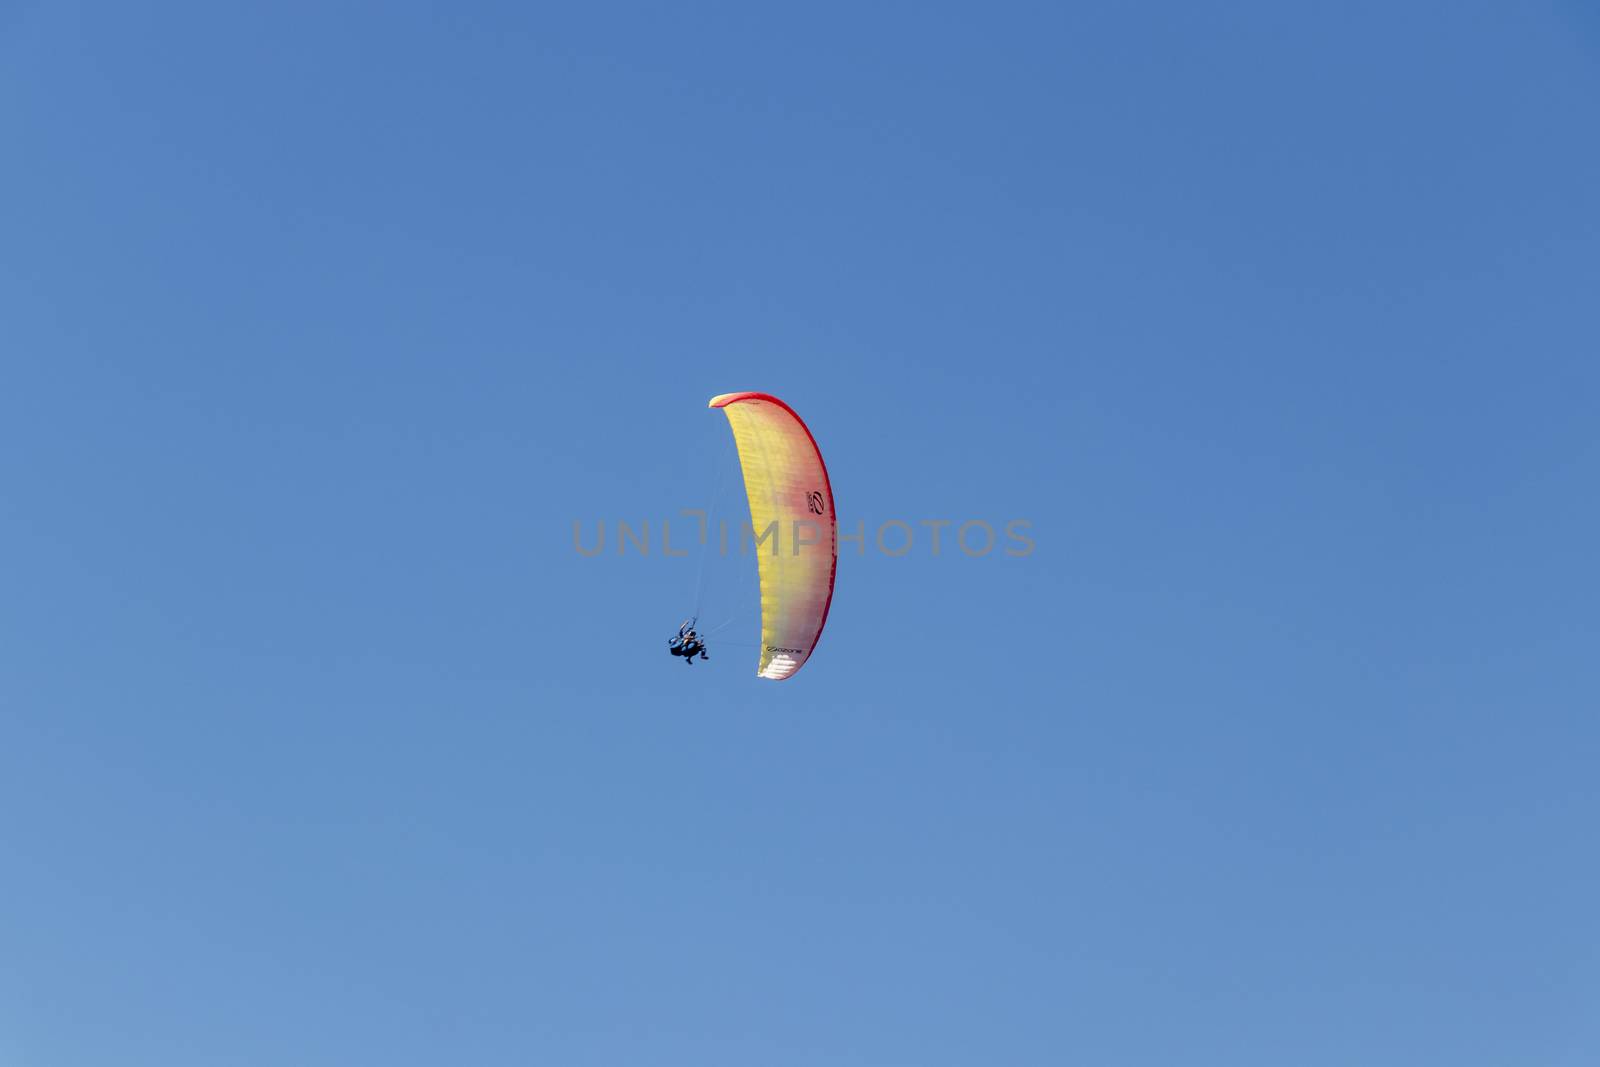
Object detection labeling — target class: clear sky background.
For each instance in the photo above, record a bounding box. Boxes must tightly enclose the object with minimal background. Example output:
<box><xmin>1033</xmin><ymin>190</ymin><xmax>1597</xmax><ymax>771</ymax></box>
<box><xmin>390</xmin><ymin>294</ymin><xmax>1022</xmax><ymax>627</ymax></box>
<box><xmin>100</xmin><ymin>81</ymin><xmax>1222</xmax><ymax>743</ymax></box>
<box><xmin>3</xmin><ymin>3</ymin><xmax>1598</xmax><ymax>1065</ymax></box>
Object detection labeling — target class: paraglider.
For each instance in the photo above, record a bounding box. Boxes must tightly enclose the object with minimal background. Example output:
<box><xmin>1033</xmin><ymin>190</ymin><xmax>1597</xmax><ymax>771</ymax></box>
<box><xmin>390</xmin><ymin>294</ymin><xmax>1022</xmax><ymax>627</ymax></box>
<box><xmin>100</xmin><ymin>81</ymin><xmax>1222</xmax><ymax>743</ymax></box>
<box><xmin>669</xmin><ymin>392</ymin><xmax>835</xmax><ymax>680</ymax></box>
<box><xmin>668</xmin><ymin>619</ymin><xmax>709</xmax><ymax>665</ymax></box>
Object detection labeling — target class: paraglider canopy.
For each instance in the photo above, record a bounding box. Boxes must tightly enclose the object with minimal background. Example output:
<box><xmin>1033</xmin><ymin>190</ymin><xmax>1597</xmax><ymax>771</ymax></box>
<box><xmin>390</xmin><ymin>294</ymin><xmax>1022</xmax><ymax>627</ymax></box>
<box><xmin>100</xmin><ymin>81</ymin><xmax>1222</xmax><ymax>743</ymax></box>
<box><xmin>708</xmin><ymin>392</ymin><xmax>836</xmax><ymax>680</ymax></box>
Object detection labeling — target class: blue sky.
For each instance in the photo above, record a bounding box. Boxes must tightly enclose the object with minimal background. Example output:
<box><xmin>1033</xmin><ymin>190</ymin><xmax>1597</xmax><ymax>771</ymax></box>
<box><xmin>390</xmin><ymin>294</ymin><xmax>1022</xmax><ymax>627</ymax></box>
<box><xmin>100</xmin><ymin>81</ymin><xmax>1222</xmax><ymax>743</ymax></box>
<box><xmin>3</xmin><ymin>2</ymin><xmax>1598</xmax><ymax>1064</ymax></box>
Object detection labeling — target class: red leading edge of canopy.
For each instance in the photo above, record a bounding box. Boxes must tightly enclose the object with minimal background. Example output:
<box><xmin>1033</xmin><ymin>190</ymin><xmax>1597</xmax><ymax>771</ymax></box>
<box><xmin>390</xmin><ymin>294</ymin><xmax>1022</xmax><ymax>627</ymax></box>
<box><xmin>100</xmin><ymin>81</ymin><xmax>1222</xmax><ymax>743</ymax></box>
<box><xmin>707</xmin><ymin>391</ymin><xmax>837</xmax><ymax>681</ymax></box>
